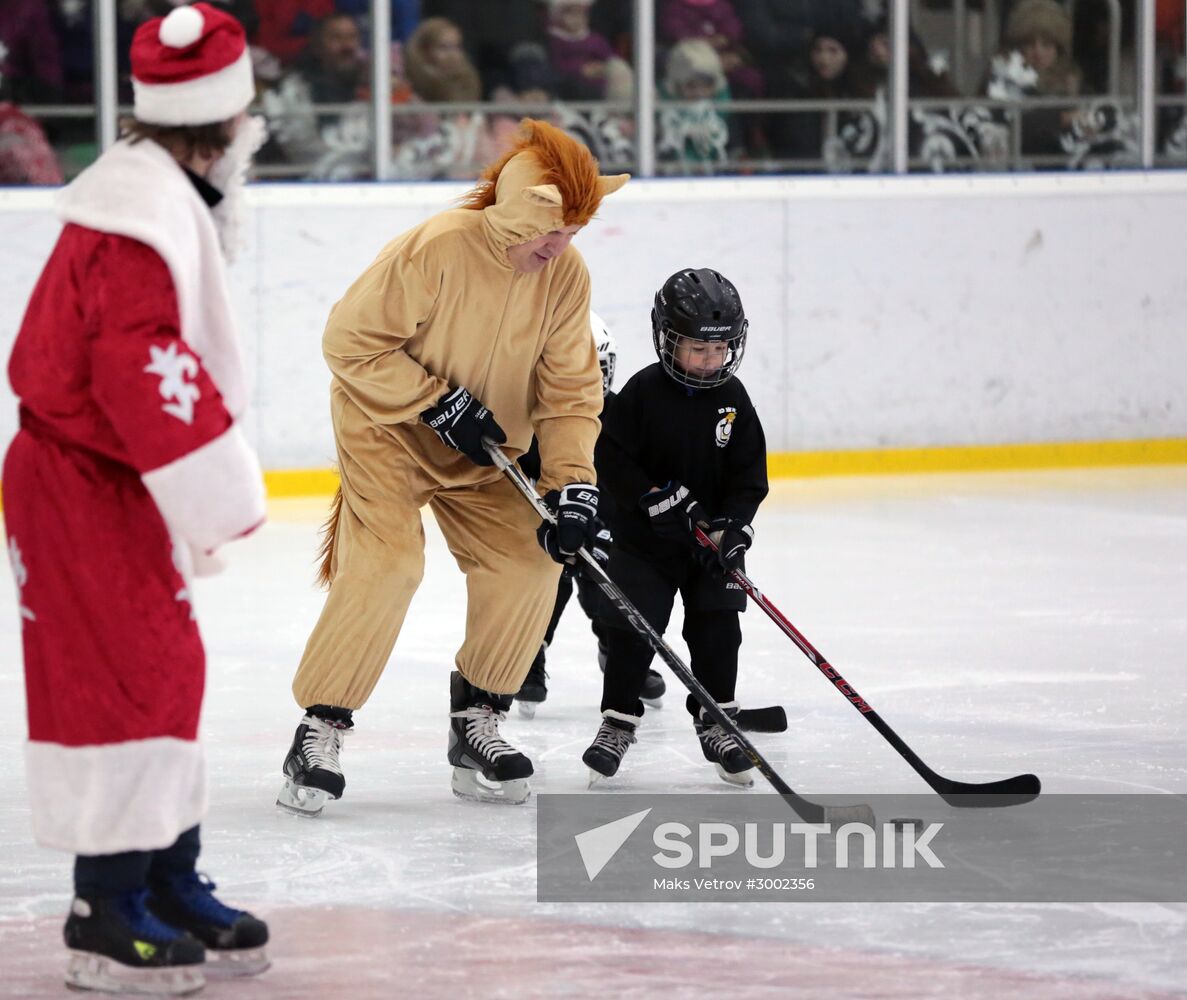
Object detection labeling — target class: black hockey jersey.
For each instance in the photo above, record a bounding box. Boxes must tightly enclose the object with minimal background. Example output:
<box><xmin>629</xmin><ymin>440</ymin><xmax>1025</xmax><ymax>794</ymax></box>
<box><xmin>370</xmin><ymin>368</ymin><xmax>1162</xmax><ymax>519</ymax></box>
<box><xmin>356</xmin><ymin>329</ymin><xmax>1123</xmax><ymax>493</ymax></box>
<box><xmin>596</xmin><ymin>362</ymin><xmax>768</xmax><ymax>558</ymax></box>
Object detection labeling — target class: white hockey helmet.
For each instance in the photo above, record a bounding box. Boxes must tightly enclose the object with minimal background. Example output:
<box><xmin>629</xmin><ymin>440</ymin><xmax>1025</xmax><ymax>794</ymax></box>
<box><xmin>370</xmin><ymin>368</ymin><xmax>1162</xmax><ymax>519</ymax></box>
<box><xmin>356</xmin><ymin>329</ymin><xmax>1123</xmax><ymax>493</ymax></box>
<box><xmin>590</xmin><ymin>309</ymin><xmax>617</xmax><ymax>394</ymax></box>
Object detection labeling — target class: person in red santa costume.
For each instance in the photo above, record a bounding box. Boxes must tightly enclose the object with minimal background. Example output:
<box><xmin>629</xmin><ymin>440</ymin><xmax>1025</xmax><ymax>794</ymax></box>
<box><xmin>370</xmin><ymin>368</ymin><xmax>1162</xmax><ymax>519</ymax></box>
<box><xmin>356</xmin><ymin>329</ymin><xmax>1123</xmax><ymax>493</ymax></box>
<box><xmin>2</xmin><ymin>4</ymin><xmax>271</xmax><ymax>995</ymax></box>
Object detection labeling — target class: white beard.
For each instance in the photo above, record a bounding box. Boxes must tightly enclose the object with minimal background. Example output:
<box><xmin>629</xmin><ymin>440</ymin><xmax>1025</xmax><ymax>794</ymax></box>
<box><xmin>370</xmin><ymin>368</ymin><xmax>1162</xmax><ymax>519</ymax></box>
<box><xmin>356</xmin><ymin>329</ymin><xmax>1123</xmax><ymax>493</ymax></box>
<box><xmin>207</xmin><ymin>115</ymin><xmax>268</xmax><ymax>264</ymax></box>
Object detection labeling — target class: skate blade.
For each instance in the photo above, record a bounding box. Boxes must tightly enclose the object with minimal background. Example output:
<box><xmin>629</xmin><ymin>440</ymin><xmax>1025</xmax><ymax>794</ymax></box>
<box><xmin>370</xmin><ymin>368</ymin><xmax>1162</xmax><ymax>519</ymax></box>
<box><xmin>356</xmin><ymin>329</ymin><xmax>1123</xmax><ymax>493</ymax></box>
<box><xmin>276</xmin><ymin>779</ymin><xmax>331</xmax><ymax>817</ymax></box>
<box><xmin>65</xmin><ymin>951</ymin><xmax>205</xmax><ymax>996</ymax></box>
<box><xmin>517</xmin><ymin>699</ymin><xmax>538</xmax><ymax>719</ymax></box>
<box><xmin>714</xmin><ymin>763</ymin><xmax>755</xmax><ymax>787</ymax></box>
<box><xmin>587</xmin><ymin>767</ymin><xmax>614</xmax><ymax>789</ymax></box>
<box><xmin>451</xmin><ymin>767</ymin><xmax>531</xmax><ymax>805</ymax></box>
<box><xmin>204</xmin><ymin>947</ymin><xmax>270</xmax><ymax>978</ymax></box>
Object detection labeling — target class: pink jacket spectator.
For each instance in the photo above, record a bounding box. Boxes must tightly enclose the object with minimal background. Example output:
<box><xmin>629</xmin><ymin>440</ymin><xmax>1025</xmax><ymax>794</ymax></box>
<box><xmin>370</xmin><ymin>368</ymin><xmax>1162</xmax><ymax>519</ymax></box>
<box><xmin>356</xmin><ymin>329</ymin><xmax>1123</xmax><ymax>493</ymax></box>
<box><xmin>0</xmin><ymin>103</ymin><xmax>64</xmax><ymax>185</ymax></box>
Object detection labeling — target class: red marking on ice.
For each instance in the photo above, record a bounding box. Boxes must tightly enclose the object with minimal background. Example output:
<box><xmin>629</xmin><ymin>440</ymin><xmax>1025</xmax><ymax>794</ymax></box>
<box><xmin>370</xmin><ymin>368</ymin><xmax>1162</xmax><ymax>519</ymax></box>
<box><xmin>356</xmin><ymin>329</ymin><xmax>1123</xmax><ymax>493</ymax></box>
<box><xmin>3</xmin><ymin>909</ymin><xmax>1179</xmax><ymax>999</ymax></box>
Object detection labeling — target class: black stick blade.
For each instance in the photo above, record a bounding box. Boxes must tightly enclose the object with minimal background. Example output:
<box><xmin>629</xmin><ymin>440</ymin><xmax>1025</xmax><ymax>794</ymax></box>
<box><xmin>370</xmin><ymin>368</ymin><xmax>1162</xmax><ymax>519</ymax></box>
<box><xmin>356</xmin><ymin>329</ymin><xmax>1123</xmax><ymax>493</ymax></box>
<box><xmin>935</xmin><ymin>773</ymin><xmax>1042</xmax><ymax>808</ymax></box>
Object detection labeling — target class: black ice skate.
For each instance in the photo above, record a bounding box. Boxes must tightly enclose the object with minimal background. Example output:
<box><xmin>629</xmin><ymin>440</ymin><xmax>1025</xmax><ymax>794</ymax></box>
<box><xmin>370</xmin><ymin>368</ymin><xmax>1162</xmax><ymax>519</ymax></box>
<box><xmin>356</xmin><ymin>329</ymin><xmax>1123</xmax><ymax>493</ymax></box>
<box><xmin>640</xmin><ymin>668</ymin><xmax>666</xmax><ymax>708</ymax></box>
<box><xmin>515</xmin><ymin>645</ymin><xmax>548</xmax><ymax>719</ymax></box>
<box><xmin>582</xmin><ymin>710</ymin><xmax>639</xmax><ymax>785</ymax></box>
<box><xmin>448</xmin><ymin>670</ymin><xmax>533</xmax><ymax>804</ymax></box>
<box><xmin>694</xmin><ymin>702</ymin><xmax>755</xmax><ymax>787</ymax></box>
<box><xmin>148</xmin><ymin>872</ymin><xmax>269</xmax><ymax>977</ymax></box>
<box><xmin>277</xmin><ymin>708</ymin><xmax>351</xmax><ymax>817</ymax></box>
<box><xmin>63</xmin><ymin>890</ymin><xmax>205</xmax><ymax>996</ymax></box>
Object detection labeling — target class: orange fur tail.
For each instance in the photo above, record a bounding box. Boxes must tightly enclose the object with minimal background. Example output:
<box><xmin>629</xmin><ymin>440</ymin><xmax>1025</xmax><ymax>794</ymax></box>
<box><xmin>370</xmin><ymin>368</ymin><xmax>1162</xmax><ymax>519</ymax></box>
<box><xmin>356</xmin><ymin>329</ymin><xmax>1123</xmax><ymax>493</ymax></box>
<box><xmin>315</xmin><ymin>485</ymin><xmax>343</xmax><ymax>589</ymax></box>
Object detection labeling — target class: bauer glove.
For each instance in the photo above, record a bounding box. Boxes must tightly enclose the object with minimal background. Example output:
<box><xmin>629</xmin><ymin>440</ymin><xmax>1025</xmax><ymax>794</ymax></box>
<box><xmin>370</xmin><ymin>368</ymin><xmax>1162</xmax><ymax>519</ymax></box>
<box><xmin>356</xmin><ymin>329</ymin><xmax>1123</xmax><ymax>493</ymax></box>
<box><xmin>537</xmin><ymin>483</ymin><xmax>601</xmax><ymax>563</ymax></box>
<box><xmin>421</xmin><ymin>386</ymin><xmax>506</xmax><ymax>467</ymax></box>
<box><xmin>707</xmin><ymin>516</ymin><xmax>754</xmax><ymax>573</ymax></box>
<box><xmin>640</xmin><ymin>481</ymin><xmax>707</xmax><ymax>546</ymax></box>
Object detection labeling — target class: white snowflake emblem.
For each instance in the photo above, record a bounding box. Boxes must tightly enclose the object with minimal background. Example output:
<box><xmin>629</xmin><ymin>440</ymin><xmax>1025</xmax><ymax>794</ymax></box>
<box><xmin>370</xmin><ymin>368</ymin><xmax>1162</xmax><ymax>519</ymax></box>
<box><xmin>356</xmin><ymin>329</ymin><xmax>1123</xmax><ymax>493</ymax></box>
<box><xmin>144</xmin><ymin>342</ymin><xmax>201</xmax><ymax>425</ymax></box>
<box><xmin>8</xmin><ymin>537</ymin><xmax>36</xmax><ymax>622</ymax></box>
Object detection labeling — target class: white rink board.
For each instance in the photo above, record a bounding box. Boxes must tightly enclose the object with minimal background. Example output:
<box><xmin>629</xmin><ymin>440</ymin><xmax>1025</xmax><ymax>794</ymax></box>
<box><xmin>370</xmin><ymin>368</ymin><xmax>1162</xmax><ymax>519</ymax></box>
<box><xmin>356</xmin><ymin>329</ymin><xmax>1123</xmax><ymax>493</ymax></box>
<box><xmin>1</xmin><ymin>173</ymin><xmax>1185</xmax><ymax>469</ymax></box>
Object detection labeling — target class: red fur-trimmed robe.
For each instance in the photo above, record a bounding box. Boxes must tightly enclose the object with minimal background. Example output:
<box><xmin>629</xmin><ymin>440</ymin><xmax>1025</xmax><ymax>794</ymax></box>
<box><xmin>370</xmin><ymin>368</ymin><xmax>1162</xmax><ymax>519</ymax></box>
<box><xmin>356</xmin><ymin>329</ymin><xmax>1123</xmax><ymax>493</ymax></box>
<box><xmin>2</xmin><ymin>138</ymin><xmax>264</xmax><ymax>855</ymax></box>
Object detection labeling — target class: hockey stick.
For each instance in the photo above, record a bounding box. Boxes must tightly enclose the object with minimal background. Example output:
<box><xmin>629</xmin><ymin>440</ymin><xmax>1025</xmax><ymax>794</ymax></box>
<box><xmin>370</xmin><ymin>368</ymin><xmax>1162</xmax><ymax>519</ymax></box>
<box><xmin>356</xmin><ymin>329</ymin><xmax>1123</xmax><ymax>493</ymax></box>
<box><xmin>695</xmin><ymin>528</ymin><xmax>1041</xmax><ymax>808</ymax></box>
<box><xmin>485</xmin><ymin>441</ymin><xmax>873</xmax><ymax>828</ymax></box>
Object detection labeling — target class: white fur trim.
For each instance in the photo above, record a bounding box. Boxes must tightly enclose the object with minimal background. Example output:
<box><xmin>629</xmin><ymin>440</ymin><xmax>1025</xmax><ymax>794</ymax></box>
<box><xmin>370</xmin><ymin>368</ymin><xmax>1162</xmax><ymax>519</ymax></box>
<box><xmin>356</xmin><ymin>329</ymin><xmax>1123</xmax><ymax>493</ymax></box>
<box><xmin>604</xmin><ymin>709</ymin><xmax>642</xmax><ymax>726</ymax></box>
<box><xmin>143</xmin><ymin>424</ymin><xmax>265</xmax><ymax>554</ymax></box>
<box><xmin>159</xmin><ymin>6</ymin><xmax>204</xmax><ymax>48</ymax></box>
<box><xmin>27</xmin><ymin>738</ymin><xmax>206</xmax><ymax>854</ymax></box>
<box><xmin>56</xmin><ymin>138</ymin><xmax>249</xmax><ymax>418</ymax></box>
<box><xmin>133</xmin><ymin>47</ymin><xmax>253</xmax><ymax>126</ymax></box>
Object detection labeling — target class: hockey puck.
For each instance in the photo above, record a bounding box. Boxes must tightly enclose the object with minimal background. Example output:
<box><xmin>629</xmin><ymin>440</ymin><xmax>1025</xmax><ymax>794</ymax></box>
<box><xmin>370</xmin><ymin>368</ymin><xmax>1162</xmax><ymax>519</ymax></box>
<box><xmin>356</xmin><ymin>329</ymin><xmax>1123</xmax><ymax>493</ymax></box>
<box><xmin>889</xmin><ymin>817</ymin><xmax>924</xmax><ymax>828</ymax></box>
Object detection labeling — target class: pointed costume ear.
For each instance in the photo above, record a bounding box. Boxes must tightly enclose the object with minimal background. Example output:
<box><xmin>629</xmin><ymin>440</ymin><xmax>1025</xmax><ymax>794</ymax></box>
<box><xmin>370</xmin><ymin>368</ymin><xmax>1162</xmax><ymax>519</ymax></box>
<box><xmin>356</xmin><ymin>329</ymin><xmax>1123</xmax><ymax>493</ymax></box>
<box><xmin>523</xmin><ymin>183</ymin><xmax>564</xmax><ymax>207</ymax></box>
<box><xmin>597</xmin><ymin>174</ymin><xmax>630</xmax><ymax>196</ymax></box>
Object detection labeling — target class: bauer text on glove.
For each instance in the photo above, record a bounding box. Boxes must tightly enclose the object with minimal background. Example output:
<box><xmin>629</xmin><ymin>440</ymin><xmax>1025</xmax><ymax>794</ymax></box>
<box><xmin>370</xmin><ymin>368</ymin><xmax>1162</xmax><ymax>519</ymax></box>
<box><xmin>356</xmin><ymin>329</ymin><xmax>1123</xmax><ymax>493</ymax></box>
<box><xmin>537</xmin><ymin>483</ymin><xmax>600</xmax><ymax>562</ymax></box>
<box><xmin>421</xmin><ymin>386</ymin><xmax>506</xmax><ymax>467</ymax></box>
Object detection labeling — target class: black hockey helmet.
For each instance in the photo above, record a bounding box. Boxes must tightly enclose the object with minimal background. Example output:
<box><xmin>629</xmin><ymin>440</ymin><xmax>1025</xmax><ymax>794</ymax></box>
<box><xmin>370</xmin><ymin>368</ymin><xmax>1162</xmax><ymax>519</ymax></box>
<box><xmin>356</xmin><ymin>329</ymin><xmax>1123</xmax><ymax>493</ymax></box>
<box><xmin>651</xmin><ymin>267</ymin><xmax>748</xmax><ymax>389</ymax></box>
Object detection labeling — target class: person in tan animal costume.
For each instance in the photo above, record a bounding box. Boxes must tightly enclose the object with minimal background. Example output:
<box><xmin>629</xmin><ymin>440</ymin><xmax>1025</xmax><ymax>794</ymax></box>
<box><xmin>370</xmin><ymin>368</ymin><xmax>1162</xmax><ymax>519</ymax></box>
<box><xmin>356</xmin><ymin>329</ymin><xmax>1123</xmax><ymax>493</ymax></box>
<box><xmin>278</xmin><ymin>118</ymin><xmax>628</xmax><ymax>811</ymax></box>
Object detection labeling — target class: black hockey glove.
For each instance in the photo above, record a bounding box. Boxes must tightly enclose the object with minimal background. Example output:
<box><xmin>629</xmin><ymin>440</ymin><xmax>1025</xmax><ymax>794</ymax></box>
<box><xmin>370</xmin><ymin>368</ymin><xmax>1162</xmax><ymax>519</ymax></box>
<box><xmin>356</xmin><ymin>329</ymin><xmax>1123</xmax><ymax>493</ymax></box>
<box><xmin>707</xmin><ymin>516</ymin><xmax>754</xmax><ymax>574</ymax></box>
<box><xmin>640</xmin><ymin>481</ymin><xmax>707</xmax><ymax>546</ymax></box>
<box><xmin>421</xmin><ymin>386</ymin><xmax>506</xmax><ymax>467</ymax></box>
<box><xmin>537</xmin><ymin>483</ymin><xmax>601</xmax><ymax>563</ymax></box>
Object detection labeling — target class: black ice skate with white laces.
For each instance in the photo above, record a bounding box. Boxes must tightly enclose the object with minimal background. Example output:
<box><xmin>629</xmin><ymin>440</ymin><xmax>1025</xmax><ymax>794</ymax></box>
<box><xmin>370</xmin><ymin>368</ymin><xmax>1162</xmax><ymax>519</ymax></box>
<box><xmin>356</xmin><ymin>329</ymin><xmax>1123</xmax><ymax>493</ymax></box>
<box><xmin>63</xmin><ymin>890</ymin><xmax>205</xmax><ymax>996</ymax></box>
<box><xmin>148</xmin><ymin>871</ymin><xmax>269</xmax><ymax>977</ymax></box>
<box><xmin>448</xmin><ymin>670</ymin><xmax>533</xmax><ymax>803</ymax></box>
<box><xmin>277</xmin><ymin>707</ymin><xmax>351</xmax><ymax>816</ymax></box>
<box><xmin>582</xmin><ymin>710</ymin><xmax>639</xmax><ymax>785</ymax></box>
<box><xmin>515</xmin><ymin>645</ymin><xmax>548</xmax><ymax>718</ymax></box>
<box><xmin>694</xmin><ymin>702</ymin><xmax>755</xmax><ymax>786</ymax></box>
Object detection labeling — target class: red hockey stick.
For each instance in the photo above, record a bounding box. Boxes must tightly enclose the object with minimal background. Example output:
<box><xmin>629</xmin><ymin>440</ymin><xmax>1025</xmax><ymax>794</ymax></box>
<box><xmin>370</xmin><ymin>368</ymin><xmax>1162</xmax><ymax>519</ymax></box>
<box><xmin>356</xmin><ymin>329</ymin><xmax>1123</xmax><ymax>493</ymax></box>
<box><xmin>695</xmin><ymin>527</ymin><xmax>1041</xmax><ymax>807</ymax></box>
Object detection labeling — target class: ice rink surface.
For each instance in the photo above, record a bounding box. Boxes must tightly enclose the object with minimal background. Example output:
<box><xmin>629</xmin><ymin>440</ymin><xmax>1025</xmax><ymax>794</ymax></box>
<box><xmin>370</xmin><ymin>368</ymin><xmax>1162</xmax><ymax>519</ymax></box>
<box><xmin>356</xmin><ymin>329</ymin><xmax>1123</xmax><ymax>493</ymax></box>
<box><xmin>2</xmin><ymin>466</ymin><xmax>1185</xmax><ymax>999</ymax></box>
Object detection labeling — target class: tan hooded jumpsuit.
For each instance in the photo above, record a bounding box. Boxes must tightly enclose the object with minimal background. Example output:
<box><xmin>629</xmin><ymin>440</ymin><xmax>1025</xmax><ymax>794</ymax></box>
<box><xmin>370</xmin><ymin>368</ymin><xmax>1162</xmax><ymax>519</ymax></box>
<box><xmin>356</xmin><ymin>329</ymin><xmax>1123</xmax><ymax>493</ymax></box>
<box><xmin>292</xmin><ymin>151</ymin><xmax>627</xmax><ymax>706</ymax></box>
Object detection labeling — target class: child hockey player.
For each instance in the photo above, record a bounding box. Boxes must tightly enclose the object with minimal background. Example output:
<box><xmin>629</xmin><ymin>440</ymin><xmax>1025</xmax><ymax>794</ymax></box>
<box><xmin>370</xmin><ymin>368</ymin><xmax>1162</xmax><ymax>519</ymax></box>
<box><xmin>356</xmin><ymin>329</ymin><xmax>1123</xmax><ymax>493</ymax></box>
<box><xmin>514</xmin><ymin>310</ymin><xmax>667</xmax><ymax>717</ymax></box>
<box><xmin>582</xmin><ymin>267</ymin><xmax>767</xmax><ymax>786</ymax></box>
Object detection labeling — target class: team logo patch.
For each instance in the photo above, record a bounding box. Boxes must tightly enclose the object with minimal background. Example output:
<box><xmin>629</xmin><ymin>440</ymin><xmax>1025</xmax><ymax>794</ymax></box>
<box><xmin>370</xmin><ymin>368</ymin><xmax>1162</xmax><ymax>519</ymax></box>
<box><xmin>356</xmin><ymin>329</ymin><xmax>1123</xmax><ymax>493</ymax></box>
<box><xmin>715</xmin><ymin>407</ymin><xmax>736</xmax><ymax>448</ymax></box>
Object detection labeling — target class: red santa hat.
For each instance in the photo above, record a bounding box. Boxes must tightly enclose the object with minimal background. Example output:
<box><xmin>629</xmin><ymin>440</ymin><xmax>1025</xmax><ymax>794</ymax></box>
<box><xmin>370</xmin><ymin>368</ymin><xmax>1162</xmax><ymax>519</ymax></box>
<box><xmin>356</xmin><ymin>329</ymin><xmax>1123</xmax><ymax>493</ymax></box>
<box><xmin>131</xmin><ymin>3</ymin><xmax>254</xmax><ymax>126</ymax></box>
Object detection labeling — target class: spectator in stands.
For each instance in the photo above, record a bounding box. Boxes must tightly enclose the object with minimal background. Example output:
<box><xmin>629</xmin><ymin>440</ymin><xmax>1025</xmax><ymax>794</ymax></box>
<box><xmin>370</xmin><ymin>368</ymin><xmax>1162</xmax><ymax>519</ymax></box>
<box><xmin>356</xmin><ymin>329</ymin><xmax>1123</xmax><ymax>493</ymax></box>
<box><xmin>765</xmin><ymin>15</ymin><xmax>863</xmax><ymax>166</ymax></box>
<box><xmin>423</xmin><ymin>0</ymin><xmax>546</xmax><ymax>97</ymax></box>
<box><xmin>480</xmin><ymin>42</ymin><xmax>559</xmax><ymax>161</ymax></box>
<box><xmin>294</xmin><ymin>12</ymin><xmax>368</xmax><ymax>103</ymax></box>
<box><xmin>405</xmin><ymin>16</ymin><xmax>482</xmax><ymax>103</ymax></box>
<box><xmin>254</xmin><ymin>0</ymin><xmax>336</xmax><ymax>66</ymax></box>
<box><xmin>735</xmin><ymin>0</ymin><xmax>860</xmax><ymax>99</ymax></box>
<box><xmin>0</xmin><ymin>1</ymin><xmax>65</xmax><ymax>103</ymax></box>
<box><xmin>659</xmin><ymin>0</ymin><xmax>763</xmax><ymax>98</ymax></box>
<box><xmin>545</xmin><ymin>0</ymin><xmax>633</xmax><ymax>101</ymax></box>
<box><xmin>657</xmin><ymin>38</ymin><xmax>735</xmax><ymax>172</ymax></box>
<box><xmin>982</xmin><ymin>0</ymin><xmax>1082</xmax><ymax>161</ymax></box>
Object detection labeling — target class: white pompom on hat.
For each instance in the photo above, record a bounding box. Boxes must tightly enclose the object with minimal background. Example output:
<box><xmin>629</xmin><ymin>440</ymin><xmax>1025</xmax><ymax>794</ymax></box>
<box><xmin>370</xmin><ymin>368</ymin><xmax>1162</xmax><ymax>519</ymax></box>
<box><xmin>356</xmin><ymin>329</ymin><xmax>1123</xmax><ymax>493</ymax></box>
<box><xmin>131</xmin><ymin>2</ymin><xmax>254</xmax><ymax>126</ymax></box>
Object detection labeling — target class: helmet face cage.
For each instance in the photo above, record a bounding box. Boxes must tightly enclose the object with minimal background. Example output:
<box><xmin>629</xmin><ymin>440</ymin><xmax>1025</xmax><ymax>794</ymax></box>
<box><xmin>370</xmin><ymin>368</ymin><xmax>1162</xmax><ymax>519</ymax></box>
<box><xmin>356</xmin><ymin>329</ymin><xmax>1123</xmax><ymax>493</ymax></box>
<box><xmin>590</xmin><ymin>309</ymin><xmax>617</xmax><ymax>394</ymax></box>
<box><xmin>598</xmin><ymin>352</ymin><xmax>616</xmax><ymax>394</ymax></box>
<box><xmin>653</xmin><ymin>316</ymin><xmax>748</xmax><ymax>389</ymax></box>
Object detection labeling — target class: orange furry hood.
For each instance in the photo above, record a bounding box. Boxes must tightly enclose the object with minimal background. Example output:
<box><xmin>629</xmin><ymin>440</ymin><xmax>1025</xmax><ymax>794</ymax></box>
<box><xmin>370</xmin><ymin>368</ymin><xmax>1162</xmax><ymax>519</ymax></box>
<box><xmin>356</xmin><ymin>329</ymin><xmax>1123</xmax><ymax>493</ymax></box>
<box><xmin>462</xmin><ymin>119</ymin><xmax>629</xmax><ymax>257</ymax></box>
